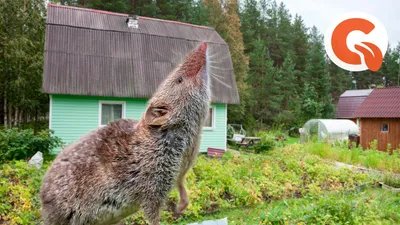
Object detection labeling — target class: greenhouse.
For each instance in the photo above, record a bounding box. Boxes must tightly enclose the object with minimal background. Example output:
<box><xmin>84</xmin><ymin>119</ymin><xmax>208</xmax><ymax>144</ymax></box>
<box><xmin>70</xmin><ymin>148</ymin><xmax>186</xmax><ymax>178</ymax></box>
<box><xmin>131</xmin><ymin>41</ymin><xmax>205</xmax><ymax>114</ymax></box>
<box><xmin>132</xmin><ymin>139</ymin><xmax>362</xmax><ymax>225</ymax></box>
<box><xmin>299</xmin><ymin>119</ymin><xmax>359</xmax><ymax>144</ymax></box>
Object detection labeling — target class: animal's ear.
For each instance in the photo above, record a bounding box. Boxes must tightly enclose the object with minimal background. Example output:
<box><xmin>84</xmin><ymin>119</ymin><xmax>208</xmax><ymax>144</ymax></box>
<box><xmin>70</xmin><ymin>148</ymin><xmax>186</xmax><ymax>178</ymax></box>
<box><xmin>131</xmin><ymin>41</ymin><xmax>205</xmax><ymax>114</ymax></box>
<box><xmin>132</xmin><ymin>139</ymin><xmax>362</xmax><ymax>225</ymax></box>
<box><xmin>144</xmin><ymin>106</ymin><xmax>170</xmax><ymax>126</ymax></box>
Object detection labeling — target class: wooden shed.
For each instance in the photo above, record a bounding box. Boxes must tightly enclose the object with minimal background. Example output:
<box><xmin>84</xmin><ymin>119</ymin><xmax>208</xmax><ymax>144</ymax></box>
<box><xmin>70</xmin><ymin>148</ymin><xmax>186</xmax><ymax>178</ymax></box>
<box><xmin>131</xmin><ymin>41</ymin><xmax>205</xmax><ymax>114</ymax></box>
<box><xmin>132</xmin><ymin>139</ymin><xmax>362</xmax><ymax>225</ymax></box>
<box><xmin>336</xmin><ymin>89</ymin><xmax>372</xmax><ymax>124</ymax></box>
<box><xmin>353</xmin><ymin>87</ymin><xmax>400</xmax><ymax>152</ymax></box>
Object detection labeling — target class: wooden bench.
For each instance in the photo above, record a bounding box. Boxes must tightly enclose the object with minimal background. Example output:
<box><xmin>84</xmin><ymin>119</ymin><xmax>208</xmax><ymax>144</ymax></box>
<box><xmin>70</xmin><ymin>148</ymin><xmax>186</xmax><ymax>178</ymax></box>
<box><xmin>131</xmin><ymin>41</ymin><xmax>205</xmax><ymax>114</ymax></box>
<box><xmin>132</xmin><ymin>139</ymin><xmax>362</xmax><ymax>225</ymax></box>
<box><xmin>238</xmin><ymin>137</ymin><xmax>261</xmax><ymax>147</ymax></box>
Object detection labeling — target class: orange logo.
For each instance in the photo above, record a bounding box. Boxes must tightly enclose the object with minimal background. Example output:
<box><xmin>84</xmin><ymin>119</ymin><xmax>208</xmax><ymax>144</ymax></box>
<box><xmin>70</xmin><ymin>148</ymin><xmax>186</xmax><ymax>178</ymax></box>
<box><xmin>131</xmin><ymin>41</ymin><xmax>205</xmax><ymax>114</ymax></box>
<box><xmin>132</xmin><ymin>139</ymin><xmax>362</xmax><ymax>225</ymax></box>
<box><xmin>325</xmin><ymin>12</ymin><xmax>388</xmax><ymax>72</ymax></box>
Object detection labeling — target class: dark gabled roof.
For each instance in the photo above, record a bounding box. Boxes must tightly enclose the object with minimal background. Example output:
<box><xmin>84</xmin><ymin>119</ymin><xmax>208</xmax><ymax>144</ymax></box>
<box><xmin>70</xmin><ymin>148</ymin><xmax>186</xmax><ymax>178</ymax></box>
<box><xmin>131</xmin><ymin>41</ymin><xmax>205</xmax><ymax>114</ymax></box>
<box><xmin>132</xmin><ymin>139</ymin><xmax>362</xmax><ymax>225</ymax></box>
<box><xmin>336</xmin><ymin>89</ymin><xmax>372</xmax><ymax>118</ymax></box>
<box><xmin>42</xmin><ymin>4</ymin><xmax>239</xmax><ymax>104</ymax></box>
<box><xmin>353</xmin><ymin>87</ymin><xmax>400</xmax><ymax>118</ymax></box>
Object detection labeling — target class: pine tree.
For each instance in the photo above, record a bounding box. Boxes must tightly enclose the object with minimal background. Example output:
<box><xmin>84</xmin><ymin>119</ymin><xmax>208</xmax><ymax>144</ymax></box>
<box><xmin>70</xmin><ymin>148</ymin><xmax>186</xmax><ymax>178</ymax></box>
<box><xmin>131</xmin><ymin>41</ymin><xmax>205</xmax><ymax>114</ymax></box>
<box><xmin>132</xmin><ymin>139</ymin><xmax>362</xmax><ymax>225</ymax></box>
<box><xmin>273</xmin><ymin>51</ymin><xmax>300</xmax><ymax>126</ymax></box>
<box><xmin>291</xmin><ymin>14</ymin><xmax>309</xmax><ymax>92</ymax></box>
<box><xmin>246</xmin><ymin>38</ymin><xmax>285</xmax><ymax>125</ymax></box>
<box><xmin>55</xmin><ymin>0</ymin><xmax>132</xmax><ymax>13</ymax></box>
<box><xmin>0</xmin><ymin>0</ymin><xmax>48</xmax><ymax>128</ymax></box>
<box><xmin>188</xmin><ymin>0</ymin><xmax>210</xmax><ymax>25</ymax></box>
<box><xmin>279</xmin><ymin>51</ymin><xmax>298</xmax><ymax>110</ymax></box>
<box><xmin>328</xmin><ymin>59</ymin><xmax>351</xmax><ymax>104</ymax></box>
<box><xmin>204</xmin><ymin>0</ymin><xmax>249</xmax><ymax>124</ymax></box>
<box><xmin>265</xmin><ymin>0</ymin><xmax>280</xmax><ymax>66</ymax></box>
<box><xmin>299</xmin><ymin>83</ymin><xmax>324</xmax><ymax>121</ymax></box>
<box><xmin>276</xmin><ymin>2</ymin><xmax>292</xmax><ymax>60</ymax></box>
<box><xmin>239</xmin><ymin>0</ymin><xmax>262</xmax><ymax>54</ymax></box>
<box><xmin>305</xmin><ymin>26</ymin><xmax>333</xmax><ymax>118</ymax></box>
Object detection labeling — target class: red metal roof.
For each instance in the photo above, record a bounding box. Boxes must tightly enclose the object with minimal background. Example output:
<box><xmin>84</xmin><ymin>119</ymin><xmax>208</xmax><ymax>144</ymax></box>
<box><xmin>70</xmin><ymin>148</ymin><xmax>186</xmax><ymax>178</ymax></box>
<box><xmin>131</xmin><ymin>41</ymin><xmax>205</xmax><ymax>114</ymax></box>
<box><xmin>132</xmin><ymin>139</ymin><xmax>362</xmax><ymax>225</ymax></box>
<box><xmin>336</xmin><ymin>89</ymin><xmax>372</xmax><ymax>118</ymax></box>
<box><xmin>353</xmin><ymin>87</ymin><xmax>400</xmax><ymax>118</ymax></box>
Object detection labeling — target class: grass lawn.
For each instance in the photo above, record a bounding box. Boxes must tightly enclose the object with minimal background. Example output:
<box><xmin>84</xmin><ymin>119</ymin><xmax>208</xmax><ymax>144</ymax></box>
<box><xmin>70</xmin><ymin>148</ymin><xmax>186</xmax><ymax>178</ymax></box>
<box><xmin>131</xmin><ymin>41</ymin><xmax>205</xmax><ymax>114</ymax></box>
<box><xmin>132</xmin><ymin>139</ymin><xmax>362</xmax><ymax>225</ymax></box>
<box><xmin>176</xmin><ymin>187</ymin><xmax>400</xmax><ymax>225</ymax></box>
<box><xmin>284</xmin><ymin>136</ymin><xmax>299</xmax><ymax>145</ymax></box>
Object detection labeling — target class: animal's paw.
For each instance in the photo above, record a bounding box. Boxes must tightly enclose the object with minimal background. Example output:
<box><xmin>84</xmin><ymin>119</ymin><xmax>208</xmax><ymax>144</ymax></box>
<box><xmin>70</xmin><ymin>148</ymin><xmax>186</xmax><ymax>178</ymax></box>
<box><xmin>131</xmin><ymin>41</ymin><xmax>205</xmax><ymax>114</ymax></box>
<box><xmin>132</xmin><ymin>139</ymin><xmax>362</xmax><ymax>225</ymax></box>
<box><xmin>172</xmin><ymin>208</ymin><xmax>184</xmax><ymax>219</ymax></box>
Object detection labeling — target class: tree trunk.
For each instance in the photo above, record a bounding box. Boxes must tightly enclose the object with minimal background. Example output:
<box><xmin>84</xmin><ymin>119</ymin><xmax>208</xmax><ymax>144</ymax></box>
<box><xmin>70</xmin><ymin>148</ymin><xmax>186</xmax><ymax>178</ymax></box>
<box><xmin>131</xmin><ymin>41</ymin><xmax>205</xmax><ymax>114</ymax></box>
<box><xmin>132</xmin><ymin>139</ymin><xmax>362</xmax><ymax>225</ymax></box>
<box><xmin>14</xmin><ymin>107</ymin><xmax>18</xmax><ymax>127</ymax></box>
<box><xmin>78</xmin><ymin>0</ymin><xmax>85</xmax><ymax>6</ymax></box>
<box><xmin>18</xmin><ymin>109</ymin><xmax>23</xmax><ymax>128</ymax></box>
<box><xmin>34</xmin><ymin>109</ymin><xmax>38</xmax><ymax>134</ymax></box>
<box><xmin>131</xmin><ymin>0</ymin><xmax>135</xmax><ymax>14</ymax></box>
<box><xmin>3</xmin><ymin>95</ymin><xmax>7</xmax><ymax>128</ymax></box>
<box><xmin>8</xmin><ymin>104</ymin><xmax>12</xmax><ymax>128</ymax></box>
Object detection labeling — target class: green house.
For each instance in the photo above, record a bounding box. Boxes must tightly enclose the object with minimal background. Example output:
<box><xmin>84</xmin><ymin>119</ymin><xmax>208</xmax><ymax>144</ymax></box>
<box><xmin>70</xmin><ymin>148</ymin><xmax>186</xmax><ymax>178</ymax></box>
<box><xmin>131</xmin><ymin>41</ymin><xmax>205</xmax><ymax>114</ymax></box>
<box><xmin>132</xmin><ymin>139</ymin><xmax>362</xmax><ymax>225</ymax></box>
<box><xmin>43</xmin><ymin>4</ymin><xmax>239</xmax><ymax>153</ymax></box>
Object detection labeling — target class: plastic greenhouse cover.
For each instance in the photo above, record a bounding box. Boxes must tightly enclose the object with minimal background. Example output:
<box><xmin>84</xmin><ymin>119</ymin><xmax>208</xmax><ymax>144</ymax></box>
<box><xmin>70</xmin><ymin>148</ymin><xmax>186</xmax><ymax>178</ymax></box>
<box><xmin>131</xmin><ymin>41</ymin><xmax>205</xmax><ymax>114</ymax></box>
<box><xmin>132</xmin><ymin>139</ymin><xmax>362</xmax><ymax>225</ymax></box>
<box><xmin>303</xmin><ymin>119</ymin><xmax>359</xmax><ymax>135</ymax></box>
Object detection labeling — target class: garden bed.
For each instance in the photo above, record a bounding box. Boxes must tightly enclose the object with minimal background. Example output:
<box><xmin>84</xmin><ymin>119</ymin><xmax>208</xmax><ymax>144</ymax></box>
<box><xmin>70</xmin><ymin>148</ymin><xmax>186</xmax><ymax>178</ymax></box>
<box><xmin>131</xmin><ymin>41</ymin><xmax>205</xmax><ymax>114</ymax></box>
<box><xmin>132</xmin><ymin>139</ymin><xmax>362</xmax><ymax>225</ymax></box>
<box><xmin>1</xmin><ymin>143</ymin><xmax>398</xmax><ymax>224</ymax></box>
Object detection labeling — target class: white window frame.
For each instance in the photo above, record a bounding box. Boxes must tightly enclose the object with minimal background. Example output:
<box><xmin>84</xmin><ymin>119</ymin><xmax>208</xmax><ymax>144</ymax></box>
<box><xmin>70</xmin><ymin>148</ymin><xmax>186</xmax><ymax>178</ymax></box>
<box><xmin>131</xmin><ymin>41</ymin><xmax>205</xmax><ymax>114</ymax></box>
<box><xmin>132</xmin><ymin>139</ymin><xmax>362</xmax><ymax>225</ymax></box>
<box><xmin>203</xmin><ymin>105</ymin><xmax>216</xmax><ymax>130</ymax></box>
<box><xmin>381</xmin><ymin>123</ymin><xmax>389</xmax><ymax>133</ymax></box>
<box><xmin>98</xmin><ymin>101</ymin><xmax>126</xmax><ymax>127</ymax></box>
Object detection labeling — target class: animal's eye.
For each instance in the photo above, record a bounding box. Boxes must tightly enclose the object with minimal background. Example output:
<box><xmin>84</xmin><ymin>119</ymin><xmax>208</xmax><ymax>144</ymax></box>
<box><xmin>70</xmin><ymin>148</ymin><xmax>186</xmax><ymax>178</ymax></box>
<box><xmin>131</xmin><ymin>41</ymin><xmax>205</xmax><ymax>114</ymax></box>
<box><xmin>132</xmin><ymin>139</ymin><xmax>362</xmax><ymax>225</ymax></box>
<box><xmin>176</xmin><ymin>75</ymin><xmax>183</xmax><ymax>84</ymax></box>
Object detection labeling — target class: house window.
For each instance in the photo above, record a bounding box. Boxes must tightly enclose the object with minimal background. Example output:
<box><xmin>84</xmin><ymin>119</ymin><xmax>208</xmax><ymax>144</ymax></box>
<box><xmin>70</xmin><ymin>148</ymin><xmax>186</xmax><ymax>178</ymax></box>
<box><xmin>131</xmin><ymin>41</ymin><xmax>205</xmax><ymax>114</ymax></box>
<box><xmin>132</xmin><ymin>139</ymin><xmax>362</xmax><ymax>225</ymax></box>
<box><xmin>99</xmin><ymin>101</ymin><xmax>126</xmax><ymax>126</ymax></box>
<box><xmin>381</xmin><ymin>124</ymin><xmax>389</xmax><ymax>132</ymax></box>
<box><xmin>204</xmin><ymin>106</ymin><xmax>215</xmax><ymax>130</ymax></box>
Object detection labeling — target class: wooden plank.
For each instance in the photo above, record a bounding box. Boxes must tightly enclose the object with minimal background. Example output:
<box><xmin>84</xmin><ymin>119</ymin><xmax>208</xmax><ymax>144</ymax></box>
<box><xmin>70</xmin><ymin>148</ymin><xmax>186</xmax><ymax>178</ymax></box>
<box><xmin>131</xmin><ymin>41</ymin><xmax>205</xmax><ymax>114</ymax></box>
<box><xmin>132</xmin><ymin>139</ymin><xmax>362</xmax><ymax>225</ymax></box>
<box><xmin>360</xmin><ymin>118</ymin><xmax>400</xmax><ymax>152</ymax></box>
<box><xmin>207</xmin><ymin>148</ymin><xmax>225</xmax><ymax>158</ymax></box>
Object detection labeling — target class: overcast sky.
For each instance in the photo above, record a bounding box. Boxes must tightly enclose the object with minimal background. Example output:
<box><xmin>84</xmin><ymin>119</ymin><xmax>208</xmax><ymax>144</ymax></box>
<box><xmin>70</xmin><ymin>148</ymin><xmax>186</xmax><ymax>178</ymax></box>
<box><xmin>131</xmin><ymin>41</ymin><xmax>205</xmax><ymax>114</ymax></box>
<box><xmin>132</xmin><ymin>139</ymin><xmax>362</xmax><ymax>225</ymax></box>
<box><xmin>276</xmin><ymin>0</ymin><xmax>400</xmax><ymax>47</ymax></box>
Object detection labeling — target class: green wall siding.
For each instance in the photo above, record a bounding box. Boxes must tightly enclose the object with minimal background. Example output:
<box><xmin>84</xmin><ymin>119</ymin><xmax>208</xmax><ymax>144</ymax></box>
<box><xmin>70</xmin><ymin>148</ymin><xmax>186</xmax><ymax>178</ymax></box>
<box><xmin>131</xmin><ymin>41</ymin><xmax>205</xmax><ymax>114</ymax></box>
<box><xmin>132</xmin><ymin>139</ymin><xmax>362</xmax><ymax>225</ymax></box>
<box><xmin>50</xmin><ymin>95</ymin><xmax>226</xmax><ymax>153</ymax></box>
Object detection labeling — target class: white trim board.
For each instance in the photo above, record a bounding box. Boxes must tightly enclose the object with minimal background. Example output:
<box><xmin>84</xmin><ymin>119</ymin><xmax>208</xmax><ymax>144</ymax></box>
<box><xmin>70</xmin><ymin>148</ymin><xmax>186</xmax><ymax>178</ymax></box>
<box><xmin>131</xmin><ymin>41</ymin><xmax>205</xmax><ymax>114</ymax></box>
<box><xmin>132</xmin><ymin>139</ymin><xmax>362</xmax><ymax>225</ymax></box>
<box><xmin>203</xmin><ymin>105</ymin><xmax>216</xmax><ymax>130</ymax></box>
<box><xmin>49</xmin><ymin>95</ymin><xmax>53</xmax><ymax>130</ymax></box>
<box><xmin>224</xmin><ymin>104</ymin><xmax>227</xmax><ymax>151</ymax></box>
<box><xmin>98</xmin><ymin>100</ymin><xmax>126</xmax><ymax>127</ymax></box>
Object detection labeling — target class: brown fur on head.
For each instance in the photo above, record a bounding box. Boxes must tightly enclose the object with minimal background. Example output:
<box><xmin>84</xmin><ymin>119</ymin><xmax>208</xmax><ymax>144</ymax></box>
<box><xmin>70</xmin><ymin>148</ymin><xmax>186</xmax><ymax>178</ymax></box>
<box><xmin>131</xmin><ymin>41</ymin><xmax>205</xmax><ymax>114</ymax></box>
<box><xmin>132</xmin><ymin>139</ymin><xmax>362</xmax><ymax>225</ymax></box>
<box><xmin>143</xmin><ymin>42</ymin><xmax>210</xmax><ymax>128</ymax></box>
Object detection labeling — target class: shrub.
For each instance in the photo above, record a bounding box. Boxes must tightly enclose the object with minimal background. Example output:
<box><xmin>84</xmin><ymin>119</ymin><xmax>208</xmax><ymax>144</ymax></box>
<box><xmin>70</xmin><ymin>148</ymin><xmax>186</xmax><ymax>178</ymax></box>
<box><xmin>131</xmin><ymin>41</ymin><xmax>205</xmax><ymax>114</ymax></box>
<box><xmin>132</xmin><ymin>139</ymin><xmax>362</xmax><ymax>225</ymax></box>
<box><xmin>253</xmin><ymin>132</ymin><xmax>276</xmax><ymax>153</ymax></box>
<box><xmin>369</xmin><ymin>139</ymin><xmax>378</xmax><ymax>151</ymax></box>
<box><xmin>382</xmin><ymin>173</ymin><xmax>400</xmax><ymax>188</ymax></box>
<box><xmin>0</xmin><ymin>161</ymin><xmax>49</xmax><ymax>224</ymax></box>
<box><xmin>0</xmin><ymin>128</ymin><xmax>64</xmax><ymax>163</ymax></box>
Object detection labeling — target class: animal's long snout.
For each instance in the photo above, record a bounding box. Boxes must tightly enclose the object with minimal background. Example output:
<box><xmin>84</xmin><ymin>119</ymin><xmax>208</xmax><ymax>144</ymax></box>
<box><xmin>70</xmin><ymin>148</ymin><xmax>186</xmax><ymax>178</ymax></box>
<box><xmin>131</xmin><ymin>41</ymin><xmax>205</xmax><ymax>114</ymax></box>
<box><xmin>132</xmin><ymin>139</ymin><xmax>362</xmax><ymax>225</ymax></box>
<box><xmin>183</xmin><ymin>42</ymin><xmax>208</xmax><ymax>78</ymax></box>
<box><xmin>198</xmin><ymin>42</ymin><xmax>207</xmax><ymax>55</ymax></box>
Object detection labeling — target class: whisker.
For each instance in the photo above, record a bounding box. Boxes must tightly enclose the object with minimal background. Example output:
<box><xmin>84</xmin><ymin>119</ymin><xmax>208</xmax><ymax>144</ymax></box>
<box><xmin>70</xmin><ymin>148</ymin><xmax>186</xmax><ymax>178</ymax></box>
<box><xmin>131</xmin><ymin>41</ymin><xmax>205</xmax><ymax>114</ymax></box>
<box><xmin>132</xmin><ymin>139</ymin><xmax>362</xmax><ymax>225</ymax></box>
<box><xmin>208</xmin><ymin>72</ymin><xmax>226</xmax><ymax>79</ymax></box>
<box><xmin>207</xmin><ymin>51</ymin><xmax>226</xmax><ymax>59</ymax></box>
<box><xmin>211</xmin><ymin>75</ymin><xmax>232</xmax><ymax>89</ymax></box>
<box><xmin>171</xmin><ymin>49</ymin><xmax>184</xmax><ymax>61</ymax></box>
<box><xmin>206</xmin><ymin>31</ymin><xmax>217</xmax><ymax>43</ymax></box>
<box><xmin>208</xmin><ymin>55</ymin><xmax>232</xmax><ymax>63</ymax></box>
<box><xmin>209</xmin><ymin>65</ymin><xmax>233</xmax><ymax>71</ymax></box>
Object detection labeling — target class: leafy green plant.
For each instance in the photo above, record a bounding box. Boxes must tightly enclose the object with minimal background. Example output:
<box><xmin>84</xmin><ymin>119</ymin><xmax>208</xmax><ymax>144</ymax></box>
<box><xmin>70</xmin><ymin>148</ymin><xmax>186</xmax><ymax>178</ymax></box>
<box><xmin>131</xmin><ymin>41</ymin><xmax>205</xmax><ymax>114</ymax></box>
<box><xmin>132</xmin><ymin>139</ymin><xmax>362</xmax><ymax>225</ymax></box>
<box><xmin>0</xmin><ymin>161</ymin><xmax>49</xmax><ymax>224</ymax></box>
<box><xmin>369</xmin><ymin>139</ymin><xmax>378</xmax><ymax>151</ymax></box>
<box><xmin>303</xmin><ymin>142</ymin><xmax>400</xmax><ymax>173</ymax></box>
<box><xmin>0</xmin><ymin>128</ymin><xmax>64</xmax><ymax>163</ymax></box>
<box><xmin>253</xmin><ymin>132</ymin><xmax>276</xmax><ymax>153</ymax></box>
<box><xmin>382</xmin><ymin>173</ymin><xmax>400</xmax><ymax>188</ymax></box>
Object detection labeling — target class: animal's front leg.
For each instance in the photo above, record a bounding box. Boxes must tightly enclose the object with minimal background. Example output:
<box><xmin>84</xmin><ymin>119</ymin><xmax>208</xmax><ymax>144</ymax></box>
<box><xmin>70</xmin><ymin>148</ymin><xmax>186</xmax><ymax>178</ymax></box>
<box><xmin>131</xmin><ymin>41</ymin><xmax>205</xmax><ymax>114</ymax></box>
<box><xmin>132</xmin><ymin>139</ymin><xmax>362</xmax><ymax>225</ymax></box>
<box><xmin>173</xmin><ymin>137</ymin><xmax>201</xmax><ymax>218</ymax></box>
<box><xmin>142</xmin><ymin>198</ymin><xmax>162</xmax><ymax>225</ymax></box>
<box><xmin>173</xmin><ymin>182</ymin><xmax>188</xmax><ymax>218</ymax></box>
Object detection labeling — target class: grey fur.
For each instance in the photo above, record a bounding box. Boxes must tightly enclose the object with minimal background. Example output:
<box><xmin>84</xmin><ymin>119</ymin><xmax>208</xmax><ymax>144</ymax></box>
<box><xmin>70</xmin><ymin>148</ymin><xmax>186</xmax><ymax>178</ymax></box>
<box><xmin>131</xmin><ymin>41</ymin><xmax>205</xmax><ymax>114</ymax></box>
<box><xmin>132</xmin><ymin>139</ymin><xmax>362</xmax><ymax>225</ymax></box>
<box><xmin>40</xmin><ymin>43</ymin><xmax>210</xmax><ymax>225</ymax></box>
